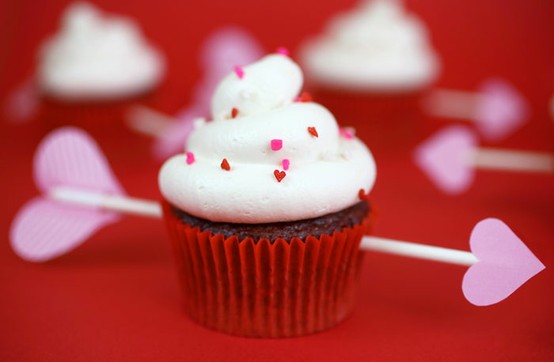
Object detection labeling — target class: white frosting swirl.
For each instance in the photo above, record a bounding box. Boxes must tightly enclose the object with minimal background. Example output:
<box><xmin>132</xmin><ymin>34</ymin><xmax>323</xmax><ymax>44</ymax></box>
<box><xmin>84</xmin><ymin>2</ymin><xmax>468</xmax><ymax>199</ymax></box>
<box><xmin>38</xmin><ymin>2</ymin><xmax>165</xmax><ymax>101</ymax></box>
<box><xmin>159</xmin><ymin>54</ymin><xmax>376</xmax><ymax>223</ymax></box>
<box><xmin>300</xmin><ymin>0</ymin><xmax>439</xmax><ymax>92</ymax></box>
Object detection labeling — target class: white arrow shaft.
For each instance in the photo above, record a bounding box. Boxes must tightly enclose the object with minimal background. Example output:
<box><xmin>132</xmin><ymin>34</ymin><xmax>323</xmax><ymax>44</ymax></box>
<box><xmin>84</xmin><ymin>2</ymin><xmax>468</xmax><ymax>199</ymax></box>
<box><xmin>469</xmin><ymin>148</ymin><xmax>554</xmax><ymax>173</ymax></box>
<box><xmin>424</xmin><ymin>89</ymin><xmax>480</xmax><ymax>120</ymax></box>
<box><xmin>48</xmin><ymin>187</ymin><xmax>476</xmax><ymax>266</ymax></box>
<box><xmin>361</xmin><ymin>236</ymin><xmax>477</xmax><ymax>266</ymax></box>
<box><xmin>126</xmin><ymin>106</ymin><xmax>174</xmax><ymax>137</ymax></box>
<box><xmin>49</xmin><ymin>187</ymin><xmax>162</xmax><ymax>218</ymax></box>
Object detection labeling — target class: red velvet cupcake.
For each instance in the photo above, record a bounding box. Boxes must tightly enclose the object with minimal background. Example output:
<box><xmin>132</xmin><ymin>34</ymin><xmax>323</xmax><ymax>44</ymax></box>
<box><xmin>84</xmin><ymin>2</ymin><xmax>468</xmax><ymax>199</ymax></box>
<box><xmin>298</xmin><ymin>0</ymin><xmax>440</xmax><ymax>143</ymax></box>
<box><xmin>158</xmin><ymin>54</ymin><xmax>377</xmax><ymax>337</ymax></box>
<box><xmin>36</xmin><ymin>2</ymin><xmax>165</xmax><ymax>138</ymax></box>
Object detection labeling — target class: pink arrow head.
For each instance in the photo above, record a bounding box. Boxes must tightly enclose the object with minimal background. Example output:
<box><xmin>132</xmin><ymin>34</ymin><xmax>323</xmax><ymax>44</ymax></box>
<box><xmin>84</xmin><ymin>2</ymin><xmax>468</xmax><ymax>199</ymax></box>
<box><xmin>462</xmin><ymin>218</ymin><xmax>545</xmax><ymax>306</ymax></box>
<box><xmin>476</xmin><ymin>78</ymin><xmax>529</xmax><ymax>141</ymax></box>
<box><xmin>414</xmin><ymin>126</ymin><xmax>478</xmax><ymax>194</ymax></box>
<box><xmin>10</xmin><ymin>127</ymin><xmax>124</xmax><ymax>262</ymax></box>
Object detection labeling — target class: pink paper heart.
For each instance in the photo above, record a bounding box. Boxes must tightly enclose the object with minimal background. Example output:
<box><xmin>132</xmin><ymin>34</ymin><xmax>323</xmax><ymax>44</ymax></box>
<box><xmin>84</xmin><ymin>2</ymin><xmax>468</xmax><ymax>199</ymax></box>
<box><xmin>153</xmin><ymin>105</ymin><xmax>204</xmax><ymax>160</ymax></box>
<box><xmin>476</xmin><ymin>78</ymin><xmax>528</xmax><ymax>141</ymax></box>
<box><xmin>10</xmin><ymin>127</ymin><xmax>124</xmax><ymax>262</ymax></box>
<box><xmin>11</xmin><ymin>199</ymin><xmax>119</xmax><ymax>262</ymax></box>
<box><xmin>414</xmin><ymin>126</ymin><xmax>478</xmax><ymax>194</ymax></box>
<box><xmin>462</xmin><ymin>218</ymin><xmax>545</xmax><ymax>306</ymax></box>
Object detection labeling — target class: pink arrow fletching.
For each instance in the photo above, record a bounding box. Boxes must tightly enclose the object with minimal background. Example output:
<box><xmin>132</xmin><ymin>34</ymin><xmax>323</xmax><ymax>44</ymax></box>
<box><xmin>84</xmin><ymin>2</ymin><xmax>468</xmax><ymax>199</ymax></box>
<box><xmin>10</xmin><ymin>127</ymin><xmax>125</xmax><ymax>262</ymax></box>
<box><xmin>414</xmin><ymin>126</ymin><xmax>478</xmax><ymax>194</ymax></box>
<box><xmin>462</xmin><ymin>218</ymin><xmax>545</xmax><ymax>306</ymax></box>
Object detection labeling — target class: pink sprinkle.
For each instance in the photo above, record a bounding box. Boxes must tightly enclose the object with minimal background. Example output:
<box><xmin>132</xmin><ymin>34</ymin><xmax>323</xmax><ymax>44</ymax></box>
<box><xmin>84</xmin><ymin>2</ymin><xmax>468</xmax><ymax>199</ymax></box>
<box><xmin>234</xmin><ymin>66</ymin><xmax>244</xmax><ymax>79</ymax></box>
<box><xmin>340</xmin><ymin>128</ymin><xmax>354</xmax><ymax>139</ymax></box>
<box><xmin>276</xmin><ymin>47</ymin><xmax>289</xmax><ymax>56</ymax></box>
<box><xmin>282</xmin><ymin>159</ymin><xmax>290</xmax><ymax>170</ymax></box>
<box><xmin>270</xmin><ymin>139</ymin><xmax>283</xmax><ymax>151</ymax></box>
<box><xmin>186</xmin><ymin>151</ymin><xmax>195</xmax><ymax>165</ymax></box>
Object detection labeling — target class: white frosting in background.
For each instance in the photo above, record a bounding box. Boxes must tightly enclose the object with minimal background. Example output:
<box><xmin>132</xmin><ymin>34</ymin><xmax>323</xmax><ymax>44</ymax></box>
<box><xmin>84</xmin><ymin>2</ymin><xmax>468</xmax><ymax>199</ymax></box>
<box><xmin>159</xmin><ymin>54</ymin><xmax>377</xmax><ymax>224</ymax></box>
<box><xmin>300</xmin><ymin>0</ymin><xmax>439</xmax><ymax>92</ymax></box>
<box><xmin>38</xmin><ymin>2</ymin><xmax>165</xmax><ymax>101</ymax></box>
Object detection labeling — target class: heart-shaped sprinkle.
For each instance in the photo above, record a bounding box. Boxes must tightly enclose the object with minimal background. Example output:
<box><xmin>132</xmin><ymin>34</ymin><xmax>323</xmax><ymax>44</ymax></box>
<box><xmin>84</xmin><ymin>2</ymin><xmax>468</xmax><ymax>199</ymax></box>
<box><xmin>186</xmin><ymin>151</ymin><xmax>195</xmax><ymax>165</ymax></box>
<box><xmin>462</xmin><ymin>218</ymin><xmax>545</xmax><ymax>306</ymax></box>
<box><xmin>271</xmin><ymin>139</ymin><xmax>283</xmax><ymax>151</ymax></box>
<box><xmin>231</xmin><ymin>107</ymin><xmax>239</xmax><ymax>119</ymax></box>
<box><xmin>307</xmin><ymin>126</ymin><xmax>318</xmax><ymax>138</ymax></box>
<box><xmin>274</xmin><ymin>170</ymin><xmax>286</xmax><ymax>182</ymax></box>
<box><xmin>282</xmin><ymin>159</ymin><xmax>290</xmax><ymax>170</ymax></box>
<box><xmin>221</xmin><ymin>158</ymin><xmax>231</xmax><ymax>171</ymax></box>
<box><xmin>233</xmin><ymin>66</ymin><xmax>244</xmax><ymax>79</ymax></box>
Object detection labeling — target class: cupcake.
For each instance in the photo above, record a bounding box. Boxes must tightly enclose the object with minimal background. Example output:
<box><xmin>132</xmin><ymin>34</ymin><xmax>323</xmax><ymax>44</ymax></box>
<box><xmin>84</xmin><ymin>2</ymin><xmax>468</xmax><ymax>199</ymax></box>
<box><xmin>299</xmin><ymin>0</ymin><xmax>440</xmax><ymax>137</ymax></box>
<box><xmin>158</xmin><ymin>54</ymin><xmax>377</xmax><ymax>337</ymax></box>
<box><xmin>37</xmin><ymin>2</ymin><xmax>165</xmax><ymax>136</ymax></box>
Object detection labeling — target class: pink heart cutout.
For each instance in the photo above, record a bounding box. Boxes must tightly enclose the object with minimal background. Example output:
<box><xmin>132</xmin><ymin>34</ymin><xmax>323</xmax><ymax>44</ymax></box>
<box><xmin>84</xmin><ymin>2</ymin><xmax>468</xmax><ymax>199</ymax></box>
<box><xmin>462</xmin><ymin>218</ymin><xmax>545</xmax><ymax>306</ymax></box>
<box><xmin>476</xmin><ymin>78</ymin><xmax>528</xmax><ymax>141</ymax></box>
<box><xmin>414</xmin><ymin>126</ymin><xmax>478</xmax><ymax>194</ymax></box>
<box><xmin>10</xmin><ymin>127</ymin><xmax>124</xmax><ymax>262</ymax></box>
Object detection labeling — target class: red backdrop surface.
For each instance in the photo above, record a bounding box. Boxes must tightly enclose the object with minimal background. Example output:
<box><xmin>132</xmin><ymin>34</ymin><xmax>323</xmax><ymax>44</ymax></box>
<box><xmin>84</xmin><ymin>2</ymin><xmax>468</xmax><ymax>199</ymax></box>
<box><xmin>1</xmin><ymin>0</ymin><xmax>553</xmax><ymax>360</ymax></box>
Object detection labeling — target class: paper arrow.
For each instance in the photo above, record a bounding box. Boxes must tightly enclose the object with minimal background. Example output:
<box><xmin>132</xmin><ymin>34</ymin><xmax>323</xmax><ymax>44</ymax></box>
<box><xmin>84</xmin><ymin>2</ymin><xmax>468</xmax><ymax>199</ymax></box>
<box><xmin>425</xmin><ymin>78</ymin><xmax>529</xmax><ymax>141</ymax></box>
<box><xmin>414</xmin><ymin>125</ymin><xmax>554</xmax><ymax>194</ymax></box>
<box><xmin>10</xmin><ymin>127</ymin><xmax>546</xmax><ymax>306</ymax></box>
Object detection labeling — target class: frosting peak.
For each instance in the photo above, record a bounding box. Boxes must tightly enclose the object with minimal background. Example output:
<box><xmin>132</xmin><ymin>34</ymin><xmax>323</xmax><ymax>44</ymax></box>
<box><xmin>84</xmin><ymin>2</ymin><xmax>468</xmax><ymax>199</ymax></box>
<box><xmin>211</xmin><ymin>55</ymin><xmax>302</xmax><ymax>120</ymax></box>
<box><xmin>159</xmin><ymin>55</ymin><xmax>376</xmax><ymax>223</ymax></box>
<box><xmin>38</xmin><ymin>2</ymin><xmax>165</xmax><ymax>101</ymax></box>
<box><xmin>300</xmin><ymin>0</ymin><xmax>439</xmax><ymax>92</ymax></box>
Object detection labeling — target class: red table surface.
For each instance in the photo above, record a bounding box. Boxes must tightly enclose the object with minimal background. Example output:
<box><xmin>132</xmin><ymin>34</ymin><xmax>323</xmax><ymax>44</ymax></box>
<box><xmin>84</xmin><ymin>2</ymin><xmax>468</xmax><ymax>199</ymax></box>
<box><xmin>1</xmin><ymin>0</ymin><xmax>553</xmax><ymax>360</ymax></box>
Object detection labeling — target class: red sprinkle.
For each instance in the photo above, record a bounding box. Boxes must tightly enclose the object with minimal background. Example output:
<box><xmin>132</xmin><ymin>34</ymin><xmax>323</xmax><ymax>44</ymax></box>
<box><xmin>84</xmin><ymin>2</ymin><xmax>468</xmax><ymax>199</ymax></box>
<box><xmin>221</xmin><ymin>158</ymin><xmax>231</xmax><ymax>171</ymax></box>
<box><xmin>295</xmin><ymin>91</ymin><xmax>313</xmax><ymax>103</ymax></box>
<box><xmin>234</xmin><ymin>66</ymin><xmax>244</xmax><ymax>79</ymax></box>
<box><xmin>274</xmin><ymin>170</ymin><xmax>286</xmax><ymax>182</ymax></box>
<box><xmin>231</xmin><ymin>107</ymin><xmax>239</xmax><ymax>119</ymax></box>
<box><xmin>307</xmin><ymin>126</ymin><xmax>318</xmax><ymax>137</ymax></box>
<box><xmin>358</xmin><ymin>189</ymin><xmax>367</xmax><ymax>200</ymax></box>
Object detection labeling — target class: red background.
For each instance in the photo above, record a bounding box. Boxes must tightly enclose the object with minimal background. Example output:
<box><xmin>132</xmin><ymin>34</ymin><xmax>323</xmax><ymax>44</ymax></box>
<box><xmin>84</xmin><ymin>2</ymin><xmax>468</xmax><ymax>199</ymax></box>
<box><xmin>1</xmin><ymin>0</ymin><xmax>553</xmax><ymax>360</ymax></box>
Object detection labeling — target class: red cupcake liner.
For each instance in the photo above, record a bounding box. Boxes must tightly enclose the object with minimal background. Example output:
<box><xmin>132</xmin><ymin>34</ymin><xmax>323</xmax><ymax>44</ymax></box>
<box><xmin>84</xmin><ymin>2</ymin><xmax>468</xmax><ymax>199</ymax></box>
<box><xmin>162</xmin><ymin>201</ymin><xmax>371</xmax><ymax>338</ymax></box>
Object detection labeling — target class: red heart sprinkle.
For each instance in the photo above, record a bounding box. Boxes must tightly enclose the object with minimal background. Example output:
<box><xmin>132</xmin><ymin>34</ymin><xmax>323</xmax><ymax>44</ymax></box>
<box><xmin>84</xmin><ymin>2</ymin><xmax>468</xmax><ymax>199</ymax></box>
<box><xmin>307</xmin><ymin>126</ymin><xmax>318</xmax><ymax>137</ymax></box>
<box><xmin>231</xmin><ymin>108</ymin><xmax>239</xmax><ymax>119</ymax></box>
<box><xmin>221</xmin><ymin>158</ymin><xmax>231</xmax><ymax>171</ymax></box>
<box><xmin>274</xmin><ymin>170</ymin><xmax>286</xmax><ymax>182</ymax></box>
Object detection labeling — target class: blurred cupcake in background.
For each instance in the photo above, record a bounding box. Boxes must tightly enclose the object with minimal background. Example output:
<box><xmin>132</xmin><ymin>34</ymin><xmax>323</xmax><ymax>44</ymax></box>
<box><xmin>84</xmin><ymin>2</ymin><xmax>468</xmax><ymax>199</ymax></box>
<box><xmin>37</xmin><ymin>2</ymin><xmax>165</xmax><ymax>137</ymax></box>
<box><xmin>299</xmin><ymin>0</ymin><xmax>440</xmax><ymax>142</ymax></box>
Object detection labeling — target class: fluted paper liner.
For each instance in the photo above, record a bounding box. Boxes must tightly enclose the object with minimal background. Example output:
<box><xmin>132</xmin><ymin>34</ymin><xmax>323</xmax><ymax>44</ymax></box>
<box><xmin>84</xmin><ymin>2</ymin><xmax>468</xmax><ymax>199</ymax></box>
<box><xmin>162</xmin><ymin>201</ymin><xmax>370</xmax><ymax>338</ymax></box>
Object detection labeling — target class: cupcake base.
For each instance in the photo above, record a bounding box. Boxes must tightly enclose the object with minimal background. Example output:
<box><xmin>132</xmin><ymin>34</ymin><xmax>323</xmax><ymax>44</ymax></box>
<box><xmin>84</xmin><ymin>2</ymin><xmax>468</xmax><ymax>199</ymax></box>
<box><xmin>162</xmin><ymin>200</ymin><xmax>371</xmax><ymax>338</ymax></box>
